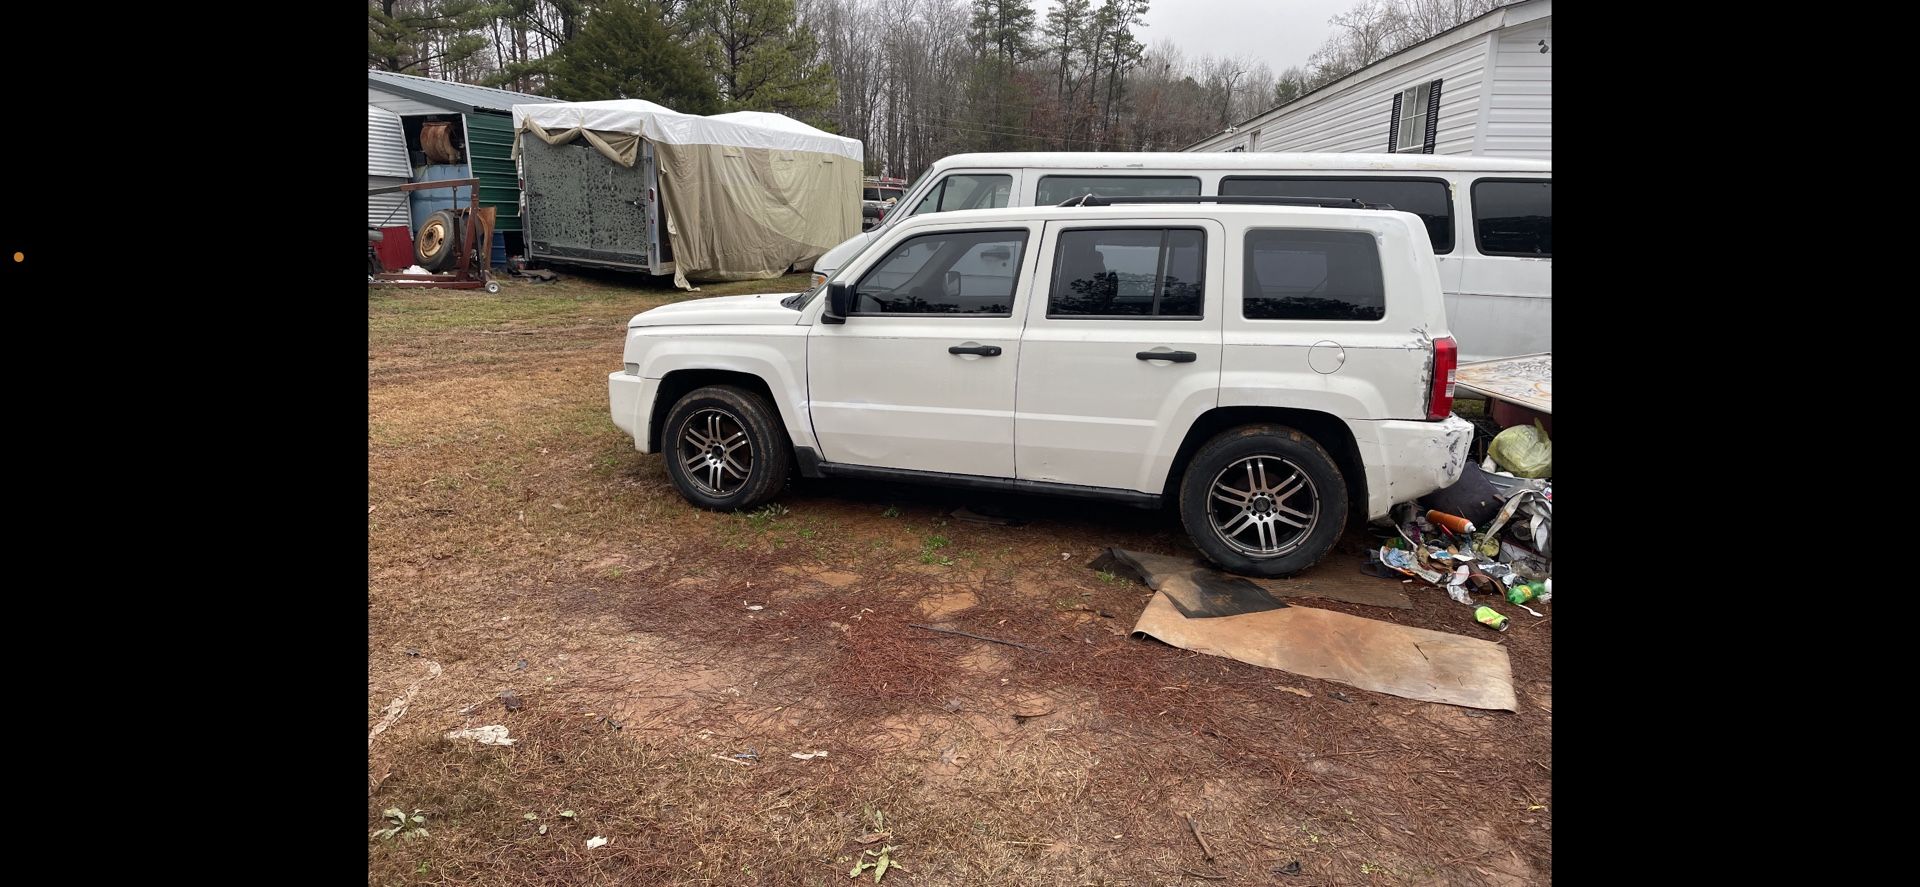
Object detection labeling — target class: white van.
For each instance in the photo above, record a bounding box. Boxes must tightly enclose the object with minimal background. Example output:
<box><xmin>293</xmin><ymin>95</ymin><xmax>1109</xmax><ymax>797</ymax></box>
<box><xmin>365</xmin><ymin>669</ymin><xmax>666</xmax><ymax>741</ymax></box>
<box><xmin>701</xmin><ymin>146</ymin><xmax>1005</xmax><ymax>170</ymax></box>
<box><xmin>814</xmin><ymin>152</ymin><xmax>1550</xmax><ymax>361</ymax></box>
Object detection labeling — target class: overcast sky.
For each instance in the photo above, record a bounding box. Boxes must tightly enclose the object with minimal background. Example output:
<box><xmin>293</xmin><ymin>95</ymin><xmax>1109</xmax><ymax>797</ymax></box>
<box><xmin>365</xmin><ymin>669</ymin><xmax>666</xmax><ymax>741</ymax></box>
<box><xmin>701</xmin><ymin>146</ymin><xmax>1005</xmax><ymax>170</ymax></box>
<box><xmin>1088</xmin><ymin>0</ymin><xmax>1356</xmax><ymax>74</ymax></box>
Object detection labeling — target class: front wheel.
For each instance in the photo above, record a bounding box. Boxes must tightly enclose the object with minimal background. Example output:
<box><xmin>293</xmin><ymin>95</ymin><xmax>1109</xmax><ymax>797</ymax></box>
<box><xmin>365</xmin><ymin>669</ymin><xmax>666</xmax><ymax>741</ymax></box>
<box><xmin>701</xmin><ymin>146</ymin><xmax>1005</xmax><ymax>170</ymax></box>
<box><xmin>661</xmin><ymin>385</ymin><xmax>791</xmax><ymax>511</ymax></box>
<box><xmin>1178</xmin><ymin>424</ymin><xmax>1348</xmax><ymax>577</ymax></box>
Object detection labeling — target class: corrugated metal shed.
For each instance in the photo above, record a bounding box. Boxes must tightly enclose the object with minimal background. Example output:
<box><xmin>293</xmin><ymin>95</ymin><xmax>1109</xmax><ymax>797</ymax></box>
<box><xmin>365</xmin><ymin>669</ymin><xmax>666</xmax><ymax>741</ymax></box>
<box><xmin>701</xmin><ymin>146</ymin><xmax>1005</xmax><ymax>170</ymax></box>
<box><xmin>367</xmin><ymin>70</ymin><xmax>557</xmax><ymax>114</ymax></box>
<box><xmin>463</xmin><ymin>113</ymin><xmax>526</xmax><ymax>234</ymax></box>
<box><xmin>368</xmin><ymin>106</ymin><xmax>411</xmax><ymax>229</ymax></box>
<box><xmin>367</xmin><ymin>70</ymin><xmax>554</xmax><ymax>236</ymax></box>
<box><xmin>368</xmin><ymin>106</ymin><xmax>410</xmax><ymax>176</ymax></box>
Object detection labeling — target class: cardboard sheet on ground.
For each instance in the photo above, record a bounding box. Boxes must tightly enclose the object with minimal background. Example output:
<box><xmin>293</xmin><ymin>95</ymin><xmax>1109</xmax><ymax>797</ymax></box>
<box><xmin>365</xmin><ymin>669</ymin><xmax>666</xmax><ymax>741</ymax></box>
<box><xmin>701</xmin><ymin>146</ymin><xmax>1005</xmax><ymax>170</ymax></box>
<box><xmin>1100</xmin><ymin>549</ymin><xmax>1516</xmax><ymax>711</ymax></box>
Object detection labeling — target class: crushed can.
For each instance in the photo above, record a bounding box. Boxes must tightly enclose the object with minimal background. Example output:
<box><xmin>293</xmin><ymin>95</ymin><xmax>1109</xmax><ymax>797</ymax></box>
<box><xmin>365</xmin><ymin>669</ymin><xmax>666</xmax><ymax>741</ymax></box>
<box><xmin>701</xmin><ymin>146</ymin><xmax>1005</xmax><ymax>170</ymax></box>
<box><xmin>1474</xmin><ymin>605</ymin><xmax>1509</xmax><ymax>632</ymax></box>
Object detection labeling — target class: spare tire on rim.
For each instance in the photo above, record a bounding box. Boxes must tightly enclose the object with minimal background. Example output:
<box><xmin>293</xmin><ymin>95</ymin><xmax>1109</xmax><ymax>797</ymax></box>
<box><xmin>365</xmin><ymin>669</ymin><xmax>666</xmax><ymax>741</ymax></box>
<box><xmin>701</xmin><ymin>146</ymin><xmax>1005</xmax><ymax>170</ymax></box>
<box><xmin>413</xmin><ymin>210</ymin><xmax>462</xmax><ymax>272</ymax></box>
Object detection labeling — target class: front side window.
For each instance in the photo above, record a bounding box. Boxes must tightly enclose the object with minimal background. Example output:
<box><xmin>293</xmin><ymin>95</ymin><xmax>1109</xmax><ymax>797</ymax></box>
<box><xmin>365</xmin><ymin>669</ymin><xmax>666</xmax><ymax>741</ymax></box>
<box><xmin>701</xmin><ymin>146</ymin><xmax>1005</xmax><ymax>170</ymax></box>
<box><xmin>853</xmin><ymin>229</ymin><xmax>1027</xmax><ymax>316</ymax></box>
<box><xmin>909</xmin><ymin>174</ymin><xmax>1013</xmax><ymax>216</ymax></box>
<box><xmin>1242</xmin><ymin>229</ymin><xmax>1386</xmax><ymax>321</ymax></box>
<box><xmin>1048</xmin><ymin>228</ymin><xmax>1206</xmax><ymax>319</ymax></box>
<box><xmin>1472</xmin><ymin>179</ymin><xmax>1551</xmax><ymax>257</ymax></box>
<box><xmin>1396</xmin><ymin>82</ymin><xmax>1431</xmax><ymax>151</ymax></box>
<box><xmin>1220</xmin><ymin>176</ymin><xmax>1454</xmax><ymax>253</ymax></box>
<box><xmin>1034</xmin><ymin>175</ymin><xmax>1202</xmax><ymax>206</ymax></box>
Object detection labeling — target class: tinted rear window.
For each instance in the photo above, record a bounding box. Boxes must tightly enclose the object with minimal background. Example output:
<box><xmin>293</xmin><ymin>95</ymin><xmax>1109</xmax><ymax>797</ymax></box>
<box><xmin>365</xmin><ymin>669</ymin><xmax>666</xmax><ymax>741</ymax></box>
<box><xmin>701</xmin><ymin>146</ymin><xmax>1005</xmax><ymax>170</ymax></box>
<box><xmin>1050</xmin><ymin>228</ymin><xmax>1206</xmax><ymax>318</ymax></box>
<box><xmin>1472</xmin><ymin>179</ymin><xmax>1551</xmax><ymax>257</ymax></box>
<box><xmin>1220</xmin><ymin>177</ymin><xmax>1453</xmax><ymax>254</ymax></box>
<box><xmin>1036</xmin><ymin>175</ymin><xmax>1202</xmax><ymax>206</ymax></box>
<box><xmin>1242</xmin><ymin>229</ymin><xmax>1386</xmax><ymax>321</ymax></box>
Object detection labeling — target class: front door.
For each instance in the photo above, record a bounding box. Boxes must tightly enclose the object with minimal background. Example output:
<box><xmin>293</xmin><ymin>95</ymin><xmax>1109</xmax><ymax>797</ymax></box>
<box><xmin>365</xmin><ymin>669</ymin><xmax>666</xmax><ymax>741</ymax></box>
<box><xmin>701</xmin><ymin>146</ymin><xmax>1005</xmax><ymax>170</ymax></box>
<box><xmin>807</xmin><ymin>223</ymin><xmax>1039</xmax><ymax>476</ymax></box>
<box><xmin>1014</xmin><ymin>220</ymin><xmax>1226</xmax><ymax>493</ymax></box>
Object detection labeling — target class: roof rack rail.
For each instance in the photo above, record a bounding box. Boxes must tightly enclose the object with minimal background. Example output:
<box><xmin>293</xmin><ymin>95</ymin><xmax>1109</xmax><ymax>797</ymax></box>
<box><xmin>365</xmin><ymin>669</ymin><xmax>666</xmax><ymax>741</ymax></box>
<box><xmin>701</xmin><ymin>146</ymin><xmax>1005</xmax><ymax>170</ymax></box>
<box><xmin>1057</xmin><ymin>194</ymin><xmax>1395</xmax><ymax>210</ymax></box>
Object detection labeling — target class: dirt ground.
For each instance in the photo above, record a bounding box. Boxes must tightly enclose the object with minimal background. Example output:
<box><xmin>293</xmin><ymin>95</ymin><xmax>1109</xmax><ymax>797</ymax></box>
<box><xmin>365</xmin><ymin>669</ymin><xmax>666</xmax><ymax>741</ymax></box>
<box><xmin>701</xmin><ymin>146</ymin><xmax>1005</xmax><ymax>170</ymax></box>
<box><xmin>368</xmin><ymin>272</ymin><xmax>1551</xmax><ymax>886</ymax></box>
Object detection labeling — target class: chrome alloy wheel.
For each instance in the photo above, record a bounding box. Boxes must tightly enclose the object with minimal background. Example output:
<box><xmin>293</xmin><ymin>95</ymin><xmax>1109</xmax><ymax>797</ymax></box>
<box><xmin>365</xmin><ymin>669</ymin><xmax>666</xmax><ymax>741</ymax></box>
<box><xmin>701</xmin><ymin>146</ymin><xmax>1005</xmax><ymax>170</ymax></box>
<box><xmin>677</xmin><ymin>408</ymin><xmax>752</xmax><ymax>496</ymax></box>
<box><xmin>1206</xmin><ymin>455</ymin><xmax>1319</xmax><ymax>557</ymax></box>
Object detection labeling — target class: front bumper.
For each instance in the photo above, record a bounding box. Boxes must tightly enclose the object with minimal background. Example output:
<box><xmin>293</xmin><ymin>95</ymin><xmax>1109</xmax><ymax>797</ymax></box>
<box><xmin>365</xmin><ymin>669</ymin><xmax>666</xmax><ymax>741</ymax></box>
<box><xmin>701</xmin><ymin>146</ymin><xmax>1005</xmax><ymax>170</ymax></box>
<box><xmin>608</xmin><ymin>371</ymin><xmax>658</xmax><ymax>452</ymax></box>
<box><xmin>1351</xmin><ymin>415</ymin><xmax>1475</xmax><ymax>520</ymax></box>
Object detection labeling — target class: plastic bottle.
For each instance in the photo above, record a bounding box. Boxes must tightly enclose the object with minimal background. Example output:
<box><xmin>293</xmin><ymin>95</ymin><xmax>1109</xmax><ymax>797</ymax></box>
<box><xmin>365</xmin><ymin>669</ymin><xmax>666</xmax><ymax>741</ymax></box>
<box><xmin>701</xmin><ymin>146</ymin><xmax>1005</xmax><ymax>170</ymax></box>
<box><xmin>1426</xmin><ymin>510</ymin><xmax>1477</xmax><ymax>535</ymax></box>
<box><xmin>1507</xmin><ymin>581</ymin><xmax>1544</xmax><ymax>605</ymax></box>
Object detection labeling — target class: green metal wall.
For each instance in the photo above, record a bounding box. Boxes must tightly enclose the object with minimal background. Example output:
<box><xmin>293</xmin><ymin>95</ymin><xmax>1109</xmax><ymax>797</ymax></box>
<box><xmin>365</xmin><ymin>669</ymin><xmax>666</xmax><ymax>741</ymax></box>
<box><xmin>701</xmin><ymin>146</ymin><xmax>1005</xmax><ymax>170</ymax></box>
<box><xmin>463</xmin><ymin>112</ymin><xmax>524</xmax><ymax>233</ymax></box>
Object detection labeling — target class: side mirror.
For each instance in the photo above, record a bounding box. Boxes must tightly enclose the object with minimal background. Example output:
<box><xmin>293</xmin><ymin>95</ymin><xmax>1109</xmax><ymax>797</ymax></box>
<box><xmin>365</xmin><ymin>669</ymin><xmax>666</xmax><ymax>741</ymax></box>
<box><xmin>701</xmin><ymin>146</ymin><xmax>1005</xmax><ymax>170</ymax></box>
<box><xmin>822</xmin><ymin>282</ymin><xmax>854</xmax><ymax>324</ymax></box>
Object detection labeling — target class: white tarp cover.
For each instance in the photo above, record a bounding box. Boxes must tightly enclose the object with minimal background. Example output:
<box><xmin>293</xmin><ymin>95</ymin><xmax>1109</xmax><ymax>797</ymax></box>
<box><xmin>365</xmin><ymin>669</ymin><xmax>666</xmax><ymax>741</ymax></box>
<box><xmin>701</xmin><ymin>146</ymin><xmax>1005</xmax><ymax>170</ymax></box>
<box><xmin>512</xmin><ymin>100</ymin><xmax>861</xmax><ymax>161</ymax></box>
<box><xmin>512</xmin><ymin>100</ymin><xmax>862</xmax><ymax>286</ymax></box>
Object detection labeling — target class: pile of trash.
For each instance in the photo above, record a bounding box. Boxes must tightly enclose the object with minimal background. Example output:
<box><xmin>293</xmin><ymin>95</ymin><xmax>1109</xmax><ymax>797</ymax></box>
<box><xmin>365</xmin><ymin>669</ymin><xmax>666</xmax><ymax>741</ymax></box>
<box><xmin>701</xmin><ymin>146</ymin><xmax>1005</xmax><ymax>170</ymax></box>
<box><xmin>1371</xmin><ymin>423</ymin><xmax>1552</xmax><ymax>631</ymax></box>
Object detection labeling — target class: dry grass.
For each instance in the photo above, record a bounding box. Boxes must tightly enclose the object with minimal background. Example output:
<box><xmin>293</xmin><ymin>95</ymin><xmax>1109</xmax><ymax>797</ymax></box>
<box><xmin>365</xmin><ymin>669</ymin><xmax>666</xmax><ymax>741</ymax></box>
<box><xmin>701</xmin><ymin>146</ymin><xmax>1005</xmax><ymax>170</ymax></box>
<box><xmin>369</xmin><ymin>272</ymin><xmax>1552</xmax><ymax>886</ymax></box>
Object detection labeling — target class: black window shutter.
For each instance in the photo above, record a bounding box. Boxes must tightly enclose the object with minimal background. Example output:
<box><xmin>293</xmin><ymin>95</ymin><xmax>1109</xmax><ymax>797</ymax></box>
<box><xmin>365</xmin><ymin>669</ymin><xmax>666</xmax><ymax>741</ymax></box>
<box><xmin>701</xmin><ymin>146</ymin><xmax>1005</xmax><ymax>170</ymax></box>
<box><xmin>1422</xmin><ymin>79</ymin><xmax>1443</xmax><ymax>154</ymax></box>
<box><xmin>1388</xmin><ymin>92</ymin><xmax>1403</xmax><ymax>152</ymax></box>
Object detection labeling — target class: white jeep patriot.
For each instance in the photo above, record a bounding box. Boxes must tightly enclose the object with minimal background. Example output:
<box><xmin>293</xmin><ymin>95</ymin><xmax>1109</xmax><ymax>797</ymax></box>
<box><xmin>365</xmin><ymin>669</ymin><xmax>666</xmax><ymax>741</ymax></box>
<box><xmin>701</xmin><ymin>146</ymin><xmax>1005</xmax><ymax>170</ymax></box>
<box><xmin>610</xmin><ymin>198</ymin><xmax>1474</xmax><ymax>576</ymax></box>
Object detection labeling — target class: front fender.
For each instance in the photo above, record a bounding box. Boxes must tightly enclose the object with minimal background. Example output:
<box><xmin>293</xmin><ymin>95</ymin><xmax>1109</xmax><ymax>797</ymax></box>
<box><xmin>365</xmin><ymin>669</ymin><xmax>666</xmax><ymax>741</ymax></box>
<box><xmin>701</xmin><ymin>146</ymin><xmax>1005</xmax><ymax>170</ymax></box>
<box><xmin>629</xmin><ymin>328</ymin><xmax>815</xmax><ymax>451</ymax></box>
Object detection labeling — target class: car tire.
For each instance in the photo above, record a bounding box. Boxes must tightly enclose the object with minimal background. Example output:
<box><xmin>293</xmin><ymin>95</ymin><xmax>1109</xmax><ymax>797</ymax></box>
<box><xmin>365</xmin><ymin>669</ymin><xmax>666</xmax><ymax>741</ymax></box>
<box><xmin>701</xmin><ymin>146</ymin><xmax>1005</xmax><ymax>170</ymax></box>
<box><xmin>1178</xmin><ymin>424</ymin><xmax>1348</xmax><ymax>577</ymax></box>
<box><xmin>661</xmin><ymin>385</ymin><xmax>791</xmax><ymax>511</ymax></box>
<box><xmin>413</xmin><ymin>210</ymin><xmax>461</xmax><ymax>272</ymax></box>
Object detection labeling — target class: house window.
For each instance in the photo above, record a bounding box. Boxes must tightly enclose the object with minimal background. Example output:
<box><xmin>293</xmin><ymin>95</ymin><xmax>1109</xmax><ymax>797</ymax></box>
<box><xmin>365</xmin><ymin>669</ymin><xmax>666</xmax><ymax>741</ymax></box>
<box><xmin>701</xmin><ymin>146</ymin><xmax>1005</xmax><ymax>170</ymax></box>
<box><xmin>1395</xmin><ymin>83</ymin><xmax>1430</xmax><ymax>151</ymax></box>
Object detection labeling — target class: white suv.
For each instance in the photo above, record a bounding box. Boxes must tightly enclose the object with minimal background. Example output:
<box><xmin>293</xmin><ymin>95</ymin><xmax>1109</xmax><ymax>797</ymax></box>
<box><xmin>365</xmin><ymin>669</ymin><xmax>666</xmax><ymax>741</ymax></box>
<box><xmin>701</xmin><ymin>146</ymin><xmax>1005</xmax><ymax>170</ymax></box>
<box><xmin>610</xmin><ymin>199</ymin><xmax>1473</xmax><ymax>576</ymax></box>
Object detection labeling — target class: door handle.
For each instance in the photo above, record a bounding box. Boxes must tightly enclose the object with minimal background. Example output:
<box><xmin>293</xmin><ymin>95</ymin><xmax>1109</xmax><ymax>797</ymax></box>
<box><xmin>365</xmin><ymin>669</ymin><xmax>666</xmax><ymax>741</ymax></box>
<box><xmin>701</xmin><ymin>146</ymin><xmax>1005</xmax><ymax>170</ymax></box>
<box><xmin>949</xmin><ymin>345</ymin><xmax>1002</xmax><ymax>356</ymax></box>
<box><xmin>1137</xmin><ymin>350</ymin><xmax>1197</xmax><ymax>363</ymax></box>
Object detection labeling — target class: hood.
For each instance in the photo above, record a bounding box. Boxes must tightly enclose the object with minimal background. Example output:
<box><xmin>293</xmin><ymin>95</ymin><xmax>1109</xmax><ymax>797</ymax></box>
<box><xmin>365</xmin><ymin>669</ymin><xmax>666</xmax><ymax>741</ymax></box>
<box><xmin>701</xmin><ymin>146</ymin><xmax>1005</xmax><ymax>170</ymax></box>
<box><xmin>815</xmin><ymin>231</ymin><xmax>878</xmax><ymax>276</ymax></box>
<box><xmin>628</xmin><ymin>293</ymin><xmax>803</xmax><ymax>328</ymax></box>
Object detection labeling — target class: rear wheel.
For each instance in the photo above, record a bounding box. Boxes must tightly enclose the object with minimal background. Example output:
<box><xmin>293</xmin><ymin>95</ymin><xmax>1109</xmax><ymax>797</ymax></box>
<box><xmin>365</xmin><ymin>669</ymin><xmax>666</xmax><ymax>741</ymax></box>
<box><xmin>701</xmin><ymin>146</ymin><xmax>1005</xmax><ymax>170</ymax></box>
<box><xmin>413</xmin><ymin>210</ymin><xmax>461</xmax><ymax>272</ymax></box>
<box><xmin>1178</xmin><ymin>424</ymin><xmax>1347</xmax><ymax>577</ymax></box>
<box><xmin>661</xmin><ymin>386</ymin><xmax>791</xmax><ymax>511</ymax></box>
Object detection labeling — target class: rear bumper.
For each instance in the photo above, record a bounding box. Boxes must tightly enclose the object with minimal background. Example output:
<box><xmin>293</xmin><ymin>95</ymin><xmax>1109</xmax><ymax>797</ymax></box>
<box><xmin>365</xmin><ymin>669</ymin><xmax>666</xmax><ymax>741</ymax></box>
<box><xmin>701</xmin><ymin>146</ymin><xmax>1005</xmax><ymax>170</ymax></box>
<box><xmin>1350</xmin><ymin>415</ymin><xmax>1475</xmax><ymax>521</ymax></box>
<box><xmin>608</xmin><ymin>372</ymin><xmax>658</xmax><ymax>452</ymax></box>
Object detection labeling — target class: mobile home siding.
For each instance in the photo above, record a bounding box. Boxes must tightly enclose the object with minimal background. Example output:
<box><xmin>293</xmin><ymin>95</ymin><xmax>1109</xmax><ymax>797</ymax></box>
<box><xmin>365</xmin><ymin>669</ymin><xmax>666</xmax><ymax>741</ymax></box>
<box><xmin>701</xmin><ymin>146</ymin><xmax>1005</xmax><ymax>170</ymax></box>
<box><xmin>1258</xmin><ymin>38</ymin><xmax>1489</xmax><ymax>156</ymax></box>
<box><xmin>1483</xmin><ymin>21</ymin><xmax>1553</xmax><ymax>159</ymax></box>
<box><xmin>1185</xmin><ymin>0</ymin><xmax>1550</xmax><ymax>161</ymax></box>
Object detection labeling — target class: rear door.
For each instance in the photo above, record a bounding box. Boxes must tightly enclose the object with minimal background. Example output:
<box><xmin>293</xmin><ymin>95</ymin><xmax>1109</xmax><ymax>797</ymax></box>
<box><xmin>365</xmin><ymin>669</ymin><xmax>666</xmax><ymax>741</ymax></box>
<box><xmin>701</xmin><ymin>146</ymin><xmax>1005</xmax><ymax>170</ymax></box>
<box><xmin>1014</xmin><ymin>219</ymin><xmax>1226</xmax><ymax>493</ymax></box>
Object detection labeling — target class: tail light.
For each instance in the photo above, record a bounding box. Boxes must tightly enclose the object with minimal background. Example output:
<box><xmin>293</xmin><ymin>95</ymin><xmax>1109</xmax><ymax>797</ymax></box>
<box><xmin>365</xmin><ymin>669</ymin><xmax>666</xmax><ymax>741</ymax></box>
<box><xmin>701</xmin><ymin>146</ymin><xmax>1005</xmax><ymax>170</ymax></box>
<box><xmin>1426</xmin><ymin>336</ymin><xmax>1457</xmax><ymax>420</ymax></box>
<box><xmin>876</xmin><ymin>207</ymin><xmax>887</xmax><ymax>223</ymax></box>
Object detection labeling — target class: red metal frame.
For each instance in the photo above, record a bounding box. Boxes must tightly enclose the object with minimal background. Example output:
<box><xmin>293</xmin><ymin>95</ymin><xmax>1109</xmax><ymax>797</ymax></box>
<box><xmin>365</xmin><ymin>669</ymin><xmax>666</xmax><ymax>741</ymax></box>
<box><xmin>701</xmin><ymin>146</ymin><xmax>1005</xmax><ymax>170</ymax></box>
<box><xmin>367</xmin><ymin>178</ymin><xmax>494</xmax><ymax>290</ymax></box>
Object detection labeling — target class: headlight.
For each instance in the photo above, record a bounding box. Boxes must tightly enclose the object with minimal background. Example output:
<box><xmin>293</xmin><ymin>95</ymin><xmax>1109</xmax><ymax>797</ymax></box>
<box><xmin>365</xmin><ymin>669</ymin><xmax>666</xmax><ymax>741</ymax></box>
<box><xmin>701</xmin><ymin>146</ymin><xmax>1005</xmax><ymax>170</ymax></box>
<box><xmin>810</xmin><ymin>272</ymin><xmax>828</xmax><ymax>289</ymax></box>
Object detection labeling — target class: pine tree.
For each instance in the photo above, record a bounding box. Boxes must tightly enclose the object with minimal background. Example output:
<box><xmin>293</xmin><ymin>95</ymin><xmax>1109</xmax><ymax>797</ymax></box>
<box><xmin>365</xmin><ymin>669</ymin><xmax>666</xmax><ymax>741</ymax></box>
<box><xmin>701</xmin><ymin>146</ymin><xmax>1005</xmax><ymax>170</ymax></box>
<box><xmin>547</xmin><ymin>0</ymin><xmax>721</xmax><ymax>112</ymax></box>
<box><xmin>367</xmin><ymin>0</ymin><xmax>493</xmax><ymax>76</ymax></box>
<box><xmin>687</xmin><ymin>0</ymin><xmax>837</xmax><ymax>120</ymax></box>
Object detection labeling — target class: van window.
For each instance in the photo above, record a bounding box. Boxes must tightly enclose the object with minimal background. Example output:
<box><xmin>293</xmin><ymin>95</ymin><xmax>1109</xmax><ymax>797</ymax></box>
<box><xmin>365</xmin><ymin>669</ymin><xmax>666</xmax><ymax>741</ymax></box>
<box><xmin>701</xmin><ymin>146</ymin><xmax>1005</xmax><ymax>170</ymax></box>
<box><xmin>909</xmin><ymin>174</ymin><xmax>1013</xmax><ymax>216</ymax></box>
<box><xmin>1049</xmin><ymin>228</ymin><xmax>1206</xmax><ymax>319</ymax></box>
<box><xmin>1472</xmin><ymin>179</ymin><xmax>1551</xmax><ymax>257</ymax></box>
<box><xmin>1035</xmin><ymin>175</ymin><xmax>1202</xmax><ymax>206</ymax></box>
<box><xmin>1242</xmin><ymin>229</ymin><xmax>1385</xmax><ymax>321</ymax></box>
<box><xmin>1220</xmin><ymin>177</ymin><xmax>1454</xmax><ymax>254</ymax></box>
